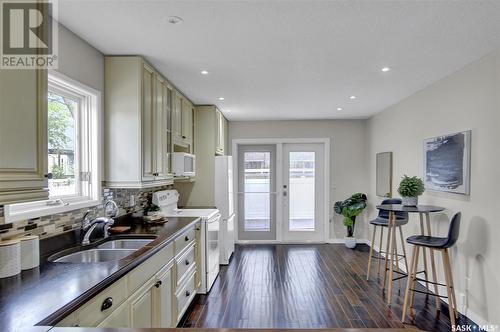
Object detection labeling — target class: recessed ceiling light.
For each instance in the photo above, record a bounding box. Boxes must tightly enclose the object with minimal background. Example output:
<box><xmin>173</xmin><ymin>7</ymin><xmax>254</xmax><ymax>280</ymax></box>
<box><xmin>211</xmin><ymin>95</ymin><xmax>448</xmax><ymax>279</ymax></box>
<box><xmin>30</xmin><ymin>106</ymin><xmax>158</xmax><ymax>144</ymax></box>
<box><xmin>337</xmin><ymin>107</ymin><xmax>343</xmax><ymax>111</ymax></box>
<box><xmin>167</xmin><ymin>16</ymin><xmax>183</xmax><ymax>24</ymax></box>
<box><xmin>218</xmin><ymin>97</ymin><xmax>225</xmax><ymax>101</ymax></box>
<box><xmin>200</xmin><ymin>70</ymin><xmax>209</xmax><ymax>75</ymax></box>
<box><xmin>349</xmin><ymin>95</ymin><xmax>356</xmax><ymax>100</ymax></box>
<box><xmin>226</xmin><ymin>109</ymin><xmax>232</xmax><ymax>113</ymax></box>
<box><xmin>381</xmin><ymin>66</ymin><xmax>391</xmax><ymax>72</ymax></box>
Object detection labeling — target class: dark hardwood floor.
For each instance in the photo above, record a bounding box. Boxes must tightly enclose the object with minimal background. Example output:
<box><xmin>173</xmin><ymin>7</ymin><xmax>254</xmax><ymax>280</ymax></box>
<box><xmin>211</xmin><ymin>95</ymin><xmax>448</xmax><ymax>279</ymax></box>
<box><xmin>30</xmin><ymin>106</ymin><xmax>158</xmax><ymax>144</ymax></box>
<box><xmin>179</xmin><ymin>244</ymin><xmax>477</xmax><ymax>331</ymax></box>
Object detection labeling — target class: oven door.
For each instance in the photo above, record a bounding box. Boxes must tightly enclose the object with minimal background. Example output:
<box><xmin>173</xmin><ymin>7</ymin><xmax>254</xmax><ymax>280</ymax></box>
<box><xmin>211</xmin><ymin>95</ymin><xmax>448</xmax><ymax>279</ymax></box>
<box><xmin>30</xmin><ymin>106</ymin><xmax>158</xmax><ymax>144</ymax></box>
<box><xmin>206</xmin><ymin>214</ymin><xmax>220</xmax><ymax>291</ymax></box>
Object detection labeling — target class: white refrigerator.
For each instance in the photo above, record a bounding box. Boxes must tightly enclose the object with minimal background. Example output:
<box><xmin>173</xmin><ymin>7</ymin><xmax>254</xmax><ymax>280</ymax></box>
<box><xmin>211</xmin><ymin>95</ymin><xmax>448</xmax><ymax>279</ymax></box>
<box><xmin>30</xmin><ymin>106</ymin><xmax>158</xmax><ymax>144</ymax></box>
<box><xmin>215</xmin><ymin>155</ymin><xmax>235</xmax><ymax>265</ymax></box>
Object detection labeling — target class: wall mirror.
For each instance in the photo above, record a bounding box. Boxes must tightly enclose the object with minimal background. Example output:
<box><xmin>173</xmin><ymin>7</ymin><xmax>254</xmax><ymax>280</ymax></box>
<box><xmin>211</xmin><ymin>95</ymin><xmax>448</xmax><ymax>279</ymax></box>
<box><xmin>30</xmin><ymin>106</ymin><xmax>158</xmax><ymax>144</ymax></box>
<box><xmin>376</xmin><ymin>152</ymin><xmax>393</xmax><ymax>198</ymax></box>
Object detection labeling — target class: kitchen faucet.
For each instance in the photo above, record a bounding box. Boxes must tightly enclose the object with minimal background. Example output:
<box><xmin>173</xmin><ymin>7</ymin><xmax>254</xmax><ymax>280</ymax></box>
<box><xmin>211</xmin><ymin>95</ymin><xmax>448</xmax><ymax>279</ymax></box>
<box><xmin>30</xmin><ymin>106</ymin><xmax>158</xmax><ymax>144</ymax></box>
<box><xmin>81</xmin><ymin>200</ymin><xmax>119</xmax><ymax>245</ymax></box>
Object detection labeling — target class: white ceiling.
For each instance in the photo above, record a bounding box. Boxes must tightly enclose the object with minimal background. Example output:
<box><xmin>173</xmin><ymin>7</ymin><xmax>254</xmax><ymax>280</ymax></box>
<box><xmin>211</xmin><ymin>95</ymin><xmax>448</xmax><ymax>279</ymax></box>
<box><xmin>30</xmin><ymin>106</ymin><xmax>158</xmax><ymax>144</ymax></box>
<box><xmin>58</xmin><ymin>0</ymin><xmax>500</xmax><ymax>121</ymax></box>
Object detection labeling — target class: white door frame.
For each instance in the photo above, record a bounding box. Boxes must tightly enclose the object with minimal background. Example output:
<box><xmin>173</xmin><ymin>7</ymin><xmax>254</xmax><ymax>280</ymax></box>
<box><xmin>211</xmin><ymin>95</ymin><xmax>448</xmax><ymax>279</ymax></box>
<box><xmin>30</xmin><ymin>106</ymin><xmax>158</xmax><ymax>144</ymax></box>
<box><xmin>232</xmin><ymin>138</ymin><xmax>330</xmax><ymax>244</ymax></box>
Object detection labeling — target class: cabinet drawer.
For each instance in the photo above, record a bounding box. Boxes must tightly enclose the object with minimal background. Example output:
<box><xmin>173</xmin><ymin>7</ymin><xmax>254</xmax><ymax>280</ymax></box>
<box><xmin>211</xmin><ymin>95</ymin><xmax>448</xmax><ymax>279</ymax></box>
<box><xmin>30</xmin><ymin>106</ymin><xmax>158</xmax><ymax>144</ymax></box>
<box><xmin>76</xmin><ymin>277</ymin><xmax>128</xmax><ymax>327</ymax></box>
<box><xmin>175</xmin><ymin>243</ymin><xmax>195</xmax><ymax>286</ymax></box>
<box><xmin>174</xmin><ymin>226</ymin><xmax>195</xmax><ymax>256</ymax></box>
<box><xmin>129</xmin><ymin>242</ymin><xmax>174</xmax><ymax>293</ymax></box>
<box><xmin>175</xmin><ymin>270</ymin><xmax>196</xmax><ymax>322</ymax></box>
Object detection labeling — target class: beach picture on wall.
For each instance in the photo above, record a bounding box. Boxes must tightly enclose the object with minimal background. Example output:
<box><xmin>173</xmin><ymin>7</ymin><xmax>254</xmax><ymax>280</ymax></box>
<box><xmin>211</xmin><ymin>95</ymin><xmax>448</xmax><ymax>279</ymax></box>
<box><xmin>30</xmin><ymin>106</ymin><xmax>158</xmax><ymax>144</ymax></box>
<box><xmin>423</xmin><ymin>130</ymin><xmax>471</xmax><ymax>195</ymax></box>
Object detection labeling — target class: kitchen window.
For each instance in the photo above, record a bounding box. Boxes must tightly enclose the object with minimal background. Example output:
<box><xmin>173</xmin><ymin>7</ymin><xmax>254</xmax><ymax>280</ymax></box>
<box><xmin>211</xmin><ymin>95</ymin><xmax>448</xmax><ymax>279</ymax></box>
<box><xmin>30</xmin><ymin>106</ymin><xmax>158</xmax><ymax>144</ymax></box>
<box><xmin>4</xmin><ymin>71</ymin><xmax>102</xmax><ymax>222</ymax></box>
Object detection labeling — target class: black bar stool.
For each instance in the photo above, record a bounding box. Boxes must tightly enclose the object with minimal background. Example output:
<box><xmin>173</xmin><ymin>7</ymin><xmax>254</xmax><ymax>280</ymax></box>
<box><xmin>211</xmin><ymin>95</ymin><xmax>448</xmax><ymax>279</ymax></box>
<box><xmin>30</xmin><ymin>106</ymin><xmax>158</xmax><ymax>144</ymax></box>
<box><xmin>366</xmin><ymin>198</ymin><xmax>409</xmax><ymax>282</ymax></box>
<box><xmin>402</xmin><ymin>212</ymin><xmax>461</xmax><ymax>327</ymax></box>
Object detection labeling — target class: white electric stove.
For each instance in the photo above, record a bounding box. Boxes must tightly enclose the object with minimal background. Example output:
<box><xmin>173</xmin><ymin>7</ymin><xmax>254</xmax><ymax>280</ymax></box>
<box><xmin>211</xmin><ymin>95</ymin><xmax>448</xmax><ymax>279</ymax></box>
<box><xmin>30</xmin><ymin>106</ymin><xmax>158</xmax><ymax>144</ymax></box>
<box><xmin>152</xmin><ymin>190</ymin><xmax>220</xmax><ymax>294</ymax></box>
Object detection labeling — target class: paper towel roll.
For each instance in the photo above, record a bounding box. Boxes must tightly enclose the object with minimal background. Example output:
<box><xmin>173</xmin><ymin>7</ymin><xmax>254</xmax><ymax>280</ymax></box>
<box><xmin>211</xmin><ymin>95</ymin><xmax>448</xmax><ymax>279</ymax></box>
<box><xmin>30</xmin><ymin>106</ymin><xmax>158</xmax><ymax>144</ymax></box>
<box><xmin>20</xmin><ymin>235</ymin><xmax>39</xmax><ymax>270</ymax></box>
<box><xmin>0</xmin><ymin>239</ymin><xmax>21</xmax><ymax>278</ymax></box>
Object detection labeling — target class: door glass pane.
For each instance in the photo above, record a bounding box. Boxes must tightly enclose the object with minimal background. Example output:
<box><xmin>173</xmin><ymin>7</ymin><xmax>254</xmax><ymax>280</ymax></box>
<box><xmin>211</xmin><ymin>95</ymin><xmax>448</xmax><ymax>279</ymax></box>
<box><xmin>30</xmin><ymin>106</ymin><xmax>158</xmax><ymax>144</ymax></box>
<box><xmin>244</xmin><ymin>152</ymin><xmax>270</xmax><ymax>231</ymax></box>
<box><xmin>289</xmin><ymin>152</ymin><xmax>315</xmax><ymax>231</ymax></box>
<box><xmin>47</xmin><ymin>92</ymin><xmax>78</xmax><ymax>197</ymax></box>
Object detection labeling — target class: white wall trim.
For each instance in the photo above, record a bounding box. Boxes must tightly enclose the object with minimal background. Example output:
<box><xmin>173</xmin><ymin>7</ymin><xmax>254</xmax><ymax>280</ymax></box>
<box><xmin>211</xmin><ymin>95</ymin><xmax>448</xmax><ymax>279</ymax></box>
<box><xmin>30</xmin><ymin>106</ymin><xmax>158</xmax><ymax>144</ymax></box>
<box><xmin>232</xmin><ymin>138</ymin><xmax>331</xmax><ymax>242</ymax></box>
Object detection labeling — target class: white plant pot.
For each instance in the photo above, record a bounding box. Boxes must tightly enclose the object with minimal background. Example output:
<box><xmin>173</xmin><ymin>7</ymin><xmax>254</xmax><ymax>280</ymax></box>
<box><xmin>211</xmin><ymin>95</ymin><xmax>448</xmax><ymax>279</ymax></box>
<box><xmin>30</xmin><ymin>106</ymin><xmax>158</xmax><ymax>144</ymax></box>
<box><xmin>402</xmin><ymin>196</ymin><xmax>418</xmax><ymax>206</ymax></box>
<box><xmin>345</xmin><ymin>237</ymin><xmax>357</xmax><ymax>249</ymax></box>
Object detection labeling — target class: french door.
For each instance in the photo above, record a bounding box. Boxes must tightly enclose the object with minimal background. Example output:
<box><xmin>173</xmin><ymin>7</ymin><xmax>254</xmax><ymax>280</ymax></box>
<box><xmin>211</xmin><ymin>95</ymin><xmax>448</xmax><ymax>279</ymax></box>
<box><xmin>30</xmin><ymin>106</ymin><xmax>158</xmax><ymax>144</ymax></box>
<box><xmin>282</xmin><ymin>143</ymin><xmax>325</xmax><ymax>242</ymax></box>
<box><xmin>236</xmin><ymin>142</ymin><xmax>327</xmax><ymax>242</ymax></box>
<box><xmin>237</xmin><ymin>145</ymin><xmax>277</xmax><ymax>240</ymax></box>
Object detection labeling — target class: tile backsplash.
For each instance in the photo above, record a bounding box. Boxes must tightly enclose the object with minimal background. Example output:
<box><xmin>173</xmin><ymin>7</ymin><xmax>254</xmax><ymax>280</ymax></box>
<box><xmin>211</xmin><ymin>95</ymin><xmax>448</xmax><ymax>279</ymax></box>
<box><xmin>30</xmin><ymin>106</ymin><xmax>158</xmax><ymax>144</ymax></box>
<box><xmin>0</xmin><ymin>185</ymin><xmax>172</xmax><ymax>241</ymax></box>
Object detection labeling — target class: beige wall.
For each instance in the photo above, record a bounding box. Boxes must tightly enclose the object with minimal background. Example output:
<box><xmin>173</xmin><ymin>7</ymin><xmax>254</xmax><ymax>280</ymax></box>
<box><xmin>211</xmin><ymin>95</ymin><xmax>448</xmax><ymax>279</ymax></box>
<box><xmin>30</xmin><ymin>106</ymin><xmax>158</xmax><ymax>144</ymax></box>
<box><xmin>229</xmin><ymin>120</ymin><xmax>370</xmax><ymax>241</ymax></box>
<box><xmin>57</xmin><ymin>24</ymin><xmax>104</xmax><ymax>92</ymax></box>
<box><xmin>367</xmin><ymin>50</ymin><xmax>500</xmax><ymax>325</ymax></box>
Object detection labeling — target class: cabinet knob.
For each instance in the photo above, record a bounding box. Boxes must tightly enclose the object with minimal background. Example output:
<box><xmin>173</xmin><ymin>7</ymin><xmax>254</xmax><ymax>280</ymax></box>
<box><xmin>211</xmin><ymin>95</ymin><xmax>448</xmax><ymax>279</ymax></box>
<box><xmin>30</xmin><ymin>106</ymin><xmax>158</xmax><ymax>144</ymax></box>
<box><xmin>185</xmin><ymin>236</ymin><xmax>189</xmax><ymax>242</ymax></box>
<box><xmin>185</xmin><ymin>259</ymin><xmax>190</xmax><ymax>266</ymax></box>
<box><xmin>153</xmin><ymin>172</ymin><xmax>159</xmax><ymax>177</ymax></box>
<box><xmin>44</xmin><ymin>173</ymin><xmax>53</xmax><ymax>179</ymax></box>
<box><xmin>155</xmin><ymin>280</ymin><xmax>162</xmax><ymax>288</ymax></box>
<box><xmin>182</xmin><ymin>136</ymin><xmax>186</xmax><ymax>139</ymax></box>
<box><xmin>101</xmin><ymin>297</ymin><xmax>113</xmax><ymax>311</ymax></box>
<box><xmin>185</xmin><ymin>290</ymin><xmax>191</xmax><ymax>297</ymax></box>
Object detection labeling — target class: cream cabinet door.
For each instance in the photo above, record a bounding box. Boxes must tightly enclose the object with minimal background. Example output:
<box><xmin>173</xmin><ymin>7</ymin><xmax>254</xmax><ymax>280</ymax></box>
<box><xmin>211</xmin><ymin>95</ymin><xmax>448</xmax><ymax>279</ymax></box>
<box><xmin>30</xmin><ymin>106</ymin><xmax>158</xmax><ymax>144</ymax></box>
<box><xmin>142</xmin><ymin>64</ymin><xmax>156</xmax><ymax>181</ymax></box>
<box><xmin>130</xmin><ymin>283</ymin><xmax>155</xmax><ymax>328</ymax></box>
<box><xmin>172</xmin><ymin>93</ymin><xmax>183</xmax><ymax>142</ymax></box>
<box><xmin>181</xmin><ymin>99</ymin><xmax>193</xmax><ymax>145</ymax></box>
<box><xmin>97</xmin><ymin>301</ymin><xmax>131</xmax><ymax>328</ymax></box>
<box><xmin>153</xmin><ymin>267</ymin><xmax>173</xmax><ymax>328</ymax></box>
<box><xmin>154</xmin><ymin>75</ymin><xmax>168</xmax><ymax>179</ymax></box>
<box><xmin>0</xmin><ymin>69</ymin><xmax>48</xmax><ymax>205</ymax></box>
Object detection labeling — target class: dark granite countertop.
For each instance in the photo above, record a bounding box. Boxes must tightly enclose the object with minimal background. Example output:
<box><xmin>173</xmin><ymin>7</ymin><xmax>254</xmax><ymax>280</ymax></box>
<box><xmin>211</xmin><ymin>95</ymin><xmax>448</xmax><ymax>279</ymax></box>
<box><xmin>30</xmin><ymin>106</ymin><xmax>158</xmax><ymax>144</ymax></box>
<box><xmin>0</xmin><ymin>214</ymin><xmax>201</xmax><ymax>332</ymax></box>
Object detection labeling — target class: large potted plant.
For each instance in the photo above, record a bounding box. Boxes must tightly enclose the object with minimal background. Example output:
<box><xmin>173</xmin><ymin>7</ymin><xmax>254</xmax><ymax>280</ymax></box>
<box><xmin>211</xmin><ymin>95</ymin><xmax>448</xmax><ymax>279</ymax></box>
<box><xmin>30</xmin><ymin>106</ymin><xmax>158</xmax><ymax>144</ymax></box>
<box><xmin>334</xmin><ymin>193</ymin><xmax>367</xmax><ymax>249</ymax></box>
<box><xmin>398</xmin><ymin>175</ymin><xmax>425</xmax><ymax>206</ymax></box>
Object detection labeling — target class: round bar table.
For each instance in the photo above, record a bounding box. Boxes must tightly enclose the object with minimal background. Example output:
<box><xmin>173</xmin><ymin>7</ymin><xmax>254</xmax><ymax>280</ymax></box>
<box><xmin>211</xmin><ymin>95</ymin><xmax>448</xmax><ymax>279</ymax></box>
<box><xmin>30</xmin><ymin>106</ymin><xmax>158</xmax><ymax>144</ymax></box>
<box><xmin>376</xmin><ymin>204</ymin><xmax>445</xmax><ymax>307</ymax></box>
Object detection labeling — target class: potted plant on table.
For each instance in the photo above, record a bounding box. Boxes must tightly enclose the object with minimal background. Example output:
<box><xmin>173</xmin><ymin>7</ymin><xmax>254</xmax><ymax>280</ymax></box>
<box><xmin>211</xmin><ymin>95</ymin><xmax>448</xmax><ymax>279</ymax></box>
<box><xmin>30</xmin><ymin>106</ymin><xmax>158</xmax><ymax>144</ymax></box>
<box><xmin>334</xmin><ymin>193</ymin><xmax>367</xmax><ymax>249</ymax></box>
<box><xmin>398</xmin><ymin>175</ymin><xmax>425</xmax><ymax>206</ymax></box>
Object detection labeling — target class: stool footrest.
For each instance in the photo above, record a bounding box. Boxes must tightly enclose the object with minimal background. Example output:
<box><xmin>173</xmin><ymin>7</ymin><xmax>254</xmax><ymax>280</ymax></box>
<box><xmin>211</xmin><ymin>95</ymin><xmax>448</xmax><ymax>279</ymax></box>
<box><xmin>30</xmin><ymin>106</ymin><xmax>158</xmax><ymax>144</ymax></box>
<box><xmin>414</xmin><ymin>277</ymin><xmax>447</xmax><ymax>288</ymax></box>
<box><xmin>410</xmin><ymin>288</ymin><xmax>448</xmax><ymax>299</ymax></box>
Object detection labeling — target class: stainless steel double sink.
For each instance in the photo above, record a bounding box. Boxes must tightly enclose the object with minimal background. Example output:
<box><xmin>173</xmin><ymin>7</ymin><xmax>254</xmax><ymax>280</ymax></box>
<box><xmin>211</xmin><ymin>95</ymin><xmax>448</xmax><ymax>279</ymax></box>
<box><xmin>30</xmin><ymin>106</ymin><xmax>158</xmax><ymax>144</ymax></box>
<box><xmin>49</xmin><ymin>238</ymin><xmax>155</xmax><ymax>264</ymax></box>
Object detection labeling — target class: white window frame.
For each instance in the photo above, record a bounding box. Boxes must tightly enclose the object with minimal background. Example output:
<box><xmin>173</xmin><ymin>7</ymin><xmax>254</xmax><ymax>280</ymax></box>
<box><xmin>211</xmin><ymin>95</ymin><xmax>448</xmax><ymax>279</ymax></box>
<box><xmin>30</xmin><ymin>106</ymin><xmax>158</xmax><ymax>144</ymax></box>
<box><xmin>4</xmin><ymin>71</ymin><xmax>102</xmax><ymax>223</ymax></box>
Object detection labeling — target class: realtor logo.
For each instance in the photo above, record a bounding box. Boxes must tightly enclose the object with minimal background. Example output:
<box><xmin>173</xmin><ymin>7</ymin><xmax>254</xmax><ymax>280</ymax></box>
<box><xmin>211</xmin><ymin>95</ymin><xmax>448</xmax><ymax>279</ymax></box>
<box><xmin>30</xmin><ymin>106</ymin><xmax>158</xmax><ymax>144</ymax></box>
<box><xmin>1</xmin><ymin>0</ymin><xmax>58</xmax><ymax>69</ymax></box>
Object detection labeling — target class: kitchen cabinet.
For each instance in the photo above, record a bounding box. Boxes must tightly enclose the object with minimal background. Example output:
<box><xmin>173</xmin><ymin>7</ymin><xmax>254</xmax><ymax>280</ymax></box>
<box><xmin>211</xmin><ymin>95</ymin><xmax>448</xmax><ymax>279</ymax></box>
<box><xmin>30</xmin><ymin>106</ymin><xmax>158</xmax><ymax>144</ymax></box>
<box><xmin>105</xmin><ymin>56</ymin><xmax>173</xmax><ymax>188</ymax></box>
<box><xmin>0</xmin><ymin>69</ymin><xmax>49</xmax><ymax>205</ymax></box>
<box><xmin>215</xmin><ymin>109</ymin><xmax>228</xmax><ymax>156</ymax></box>
<box><xmin>172</xmin><ymin>92</ymin><xmax>194</xmax><ymax>149</ymax></box>
<box><xmin>154</xmin><ymin>265</ymin><xmax>173</xmax><ymax>328</ymax></box>
<box><xmin>176</xmin><ymin>105</ymin><xmax>228</xmax><ymax>206</ymax></box>
<box><xmin>130</xmin><ymin>278</ymin><xmax>155</xmax><ymax>328</ymax></box>
<box><xmin>55</xmin><ymin>221</ymin><xmax>201</xmax><ymax>329</ymax></box>
<box><xmin>97</xmin><ymin>301</ymin><xmax>130</xmax><ymax>328</ymax></box>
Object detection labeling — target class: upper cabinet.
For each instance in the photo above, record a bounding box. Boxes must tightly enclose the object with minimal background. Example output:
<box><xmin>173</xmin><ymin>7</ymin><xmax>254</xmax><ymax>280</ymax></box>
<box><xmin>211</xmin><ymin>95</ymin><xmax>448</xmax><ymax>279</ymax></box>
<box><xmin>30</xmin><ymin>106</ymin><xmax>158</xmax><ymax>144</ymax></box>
<box><xmin>105</xmin><ymin>56</ymin><xmax>174</xmax><ymax>188</ymax></box>
<box><xmin>0</xmin><ymin>69</ymin><xmax>49</xmax><ymax>205</ymax></box>
<box><xmin>172</xmin><ymin>92</ymin><xmax>193</xmax><ymax>149</ymax></box>
<box><xmin>215</xmin><ymin>109</ymin><xmax>228</xmax><ymax>156</ymax></box>
<box><xmin>179</xmin><ymin>105</ymin><xmax>228</xmax><ymax>206</ymax></box>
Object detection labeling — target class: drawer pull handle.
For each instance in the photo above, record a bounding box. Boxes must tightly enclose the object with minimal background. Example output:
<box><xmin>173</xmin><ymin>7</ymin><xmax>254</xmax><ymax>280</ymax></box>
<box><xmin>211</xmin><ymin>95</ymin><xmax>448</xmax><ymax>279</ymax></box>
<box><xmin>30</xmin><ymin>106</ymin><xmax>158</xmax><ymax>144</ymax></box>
<box><xmin>101</xmin><ymin>297</ymin><xmax>113</xmax><ymax>311</ymax></box>
<box><xmin>185</xmin><ymin>290</ymin><xmax>191</xmax><ymax>297</ymax></box>
<box><xmin>155</xmin><ymin>280</ymin><xmax>162</xmax><ymax>288</ymax></box>
<box><xmin>185</xmin><ymin>236</ymin><xmax>189</xmax><ymax>241</ymax></box>
<box><xmin>185</xmin><ymin>260</ymin><xmax>190</xmax><ymax>266</ymax></box>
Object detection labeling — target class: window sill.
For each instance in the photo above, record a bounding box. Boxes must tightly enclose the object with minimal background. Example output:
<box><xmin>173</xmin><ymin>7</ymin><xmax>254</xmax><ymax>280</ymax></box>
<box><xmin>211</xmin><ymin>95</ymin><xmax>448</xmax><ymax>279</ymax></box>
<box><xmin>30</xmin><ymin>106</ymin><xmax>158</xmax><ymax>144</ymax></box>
<box><xmin>4</xmin><ymin>198</ymin><xmax>100</xmax><ymax>224</ymax></box>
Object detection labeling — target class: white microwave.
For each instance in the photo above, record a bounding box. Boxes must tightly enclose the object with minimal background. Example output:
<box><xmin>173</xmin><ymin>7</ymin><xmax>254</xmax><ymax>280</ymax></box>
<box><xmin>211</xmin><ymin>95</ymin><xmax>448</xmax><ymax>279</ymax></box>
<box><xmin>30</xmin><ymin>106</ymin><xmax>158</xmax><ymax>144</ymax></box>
<box><xmin>171</xmin><ymin>152</ymin><xmax>196</xmax><ymax>177</ymax></box>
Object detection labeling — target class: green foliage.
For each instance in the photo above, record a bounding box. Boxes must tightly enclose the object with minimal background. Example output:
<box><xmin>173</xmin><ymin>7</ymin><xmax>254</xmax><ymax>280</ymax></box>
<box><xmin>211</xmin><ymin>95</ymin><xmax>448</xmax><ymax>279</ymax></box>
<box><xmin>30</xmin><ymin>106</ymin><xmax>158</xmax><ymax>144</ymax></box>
<box><xmin>48</xmin><ymin>94</ymin><xmax>73</xmax><ymax>154</ymax></box>
<box><xmin>398</xmin><ymin>175</ymin><xmax>425</xmax><ymax>197</ymax></box>
<box><xmin>51</xmin><ymin>164</ymin><xmax>65</xmax><ymax>179</ymax></box>
<box><xmin>334</xmin><ymin>193</ymin><xmax>367</xmax><ymax>237</ymax></box>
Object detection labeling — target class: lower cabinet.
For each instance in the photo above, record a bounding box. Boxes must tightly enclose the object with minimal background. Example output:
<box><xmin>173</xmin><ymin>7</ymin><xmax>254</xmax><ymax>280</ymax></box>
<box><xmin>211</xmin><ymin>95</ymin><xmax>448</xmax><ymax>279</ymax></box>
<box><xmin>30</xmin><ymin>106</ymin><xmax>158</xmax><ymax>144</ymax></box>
<box><xmin>154</xmin><ymin>265</ymin><xmax>173</xmax><ymax>328</ymax></box>
<box><xmin>130</xmin><ymin>279</ymin><xmax>155</xmax><ymax>328</ymax></box>
<box><xmin>97</xmin><ymin>301</ymin><xmax>130</xmax><ymax>328</ymax></box>
<box><xmin>55</xmin><ymin>222</ymin><xmax>201</xmax><ymax>329</ymax></box>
